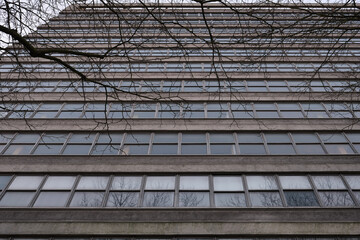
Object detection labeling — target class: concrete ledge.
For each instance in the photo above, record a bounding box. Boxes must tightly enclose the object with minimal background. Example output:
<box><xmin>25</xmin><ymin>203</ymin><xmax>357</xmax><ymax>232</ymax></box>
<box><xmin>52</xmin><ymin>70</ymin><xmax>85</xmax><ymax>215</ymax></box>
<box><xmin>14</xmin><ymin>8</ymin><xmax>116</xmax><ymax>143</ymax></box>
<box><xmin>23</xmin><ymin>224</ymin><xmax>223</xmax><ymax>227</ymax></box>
<box><xmin>1</xmin><ymin>222</ymin><xmax>360</xmax><ymax>235</ymax></box>
<box><xmin>0</xmin><ymin>155</ymin><xmax>359</xmax><ymax>172</ymax></box>
<box><xmin>1</xmin><ymin>208</ymin><xmax>360</xmax><ymax>222</ymax></box>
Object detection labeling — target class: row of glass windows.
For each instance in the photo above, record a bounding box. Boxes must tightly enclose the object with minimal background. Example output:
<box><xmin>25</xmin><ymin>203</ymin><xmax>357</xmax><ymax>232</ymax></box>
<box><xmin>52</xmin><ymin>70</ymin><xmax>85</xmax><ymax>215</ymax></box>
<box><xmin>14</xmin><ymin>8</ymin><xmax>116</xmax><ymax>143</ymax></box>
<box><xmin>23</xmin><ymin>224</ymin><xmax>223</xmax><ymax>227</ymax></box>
<box><xmin>0</xmin><ymin>174</ymin><xmax>359</xmax><ymax>208</ymax></box>
<box><xmin>0</xmin><ymin>131</ymin><xmax>359</xmax><ymax>155</ymax></box>
<box><xmin>6</xmin><ymin>48</ymin><xmax>360</xmax><ymax>57</ymax></box>
<box><xmin>35</xmin><ymin>27</ymin><xmax>357</xmax><ymax>35</ymax></box>
<box><xmin>49</xmin><ymin>19</ymin><xmax>360</xmax><ymax>26</ymax></box>
<box><xmin>60</xmin><ymin>11</ymin><xmax>356</xmax><ymax>18</ymax></box>
<box><xmin>3</xmin><ymin>102</ymin><xmax>359</xmax><ymax>119</ymax></box>
<box><xmin>2</xmin><ymin>63</ymin><xmax>358</xmax><ymax>73</ymax></box>
<box><xmin>0</xmin><ymin>80</ymin><xmax>358</xmax><ymax>93</ymax></box>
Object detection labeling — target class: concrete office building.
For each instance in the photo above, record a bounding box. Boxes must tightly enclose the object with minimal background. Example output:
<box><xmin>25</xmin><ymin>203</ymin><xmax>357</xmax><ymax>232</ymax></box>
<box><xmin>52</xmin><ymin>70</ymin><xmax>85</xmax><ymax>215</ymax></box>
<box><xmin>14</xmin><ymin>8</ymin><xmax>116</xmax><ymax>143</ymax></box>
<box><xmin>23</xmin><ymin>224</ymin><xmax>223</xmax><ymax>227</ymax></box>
<box><xmin>0</xmin><ymin>2</ymin><xmax>360</xmax><ymax>239</ymax></box>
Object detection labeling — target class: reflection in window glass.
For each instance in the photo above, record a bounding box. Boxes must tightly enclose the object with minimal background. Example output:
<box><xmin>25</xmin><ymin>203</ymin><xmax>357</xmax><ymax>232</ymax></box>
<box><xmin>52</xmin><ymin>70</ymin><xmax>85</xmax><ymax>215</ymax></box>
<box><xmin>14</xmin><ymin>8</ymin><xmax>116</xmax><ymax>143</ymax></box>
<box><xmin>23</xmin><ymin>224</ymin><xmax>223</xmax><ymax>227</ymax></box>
<box><xmin>250</xmin><ymin>192</ymin><xmax>282</xmax><ymax>207</ymax></box>
<box><xmin>312</xmin><ymin>176</ymin><xmax>346</xmax><ymax>189</ymax></box>
<box><xmin>215</xmin><ymin>193</ymin><xmax>246</xmax><ymax>207</ymax></box>
<box><xmin>8</xmin><ymin>176</ymin><xmax>43</xmax><ymax>190</ymax></box>
<box><xmin>213</xmin><ymin>176</ymin><xmax>243</xmax><ymax>191</ymax></box>
<box><xmin>70</xmin><ymin>192</ymin><xmax>104</xmax><ymax>207</ymax></box>
<box><xmin>179</xmin><ymin>192</ymin><xmax>209</xmax><ymax>207</ymax></box>
<box><xmin>63</xmin><ymin>145</ymin><xmax>91</xmax><ymax>155</ymax></box>
<box><xmin>107</xmin><ymin>192</ymin><xmax>139</xmax><ymax>207</ymax></box>
<box><xmin>247</xmin><ymin>176</ymin><xmax>277</xmax><ymax>190</ymax></box>
<box><xmin>0</xmin><ymin>192</ymin><xmax>35</xmax><ymax>206</ymax></box>
<box><xmin>4</xmin><ymin>145</ymin><xmax>34</xmax><ymax>155</ymax></box>
<box><xmin>33</xmin><ymin>192</ymin><xmax>70</xmax><ymax>207</ymax></box>
<box><xmin>0</xmin><ymin>176</ymin><xmax>12</xmax><ymax>190</ymax></box>
<box><xmin>180</xmin><ymin>176</ymin><xmax>209</xmax><ymax>190</ymax></box>
<box><xmin>33</xmin><ymin>144</ymin><xmax>62</xmax><ymax>155</ymax></box>
<box><xmin>318</xmin><ymin>191</ymin><xmax>354</xmax><ymax>206</ymax></box>
<box><xmin>112</xmin><ymin>176</ymin><xmax>142</xmax><ymax>190</ymax></box>
<box><xmin>77</xmin><ymin>176</ymin><xmax>109</xmax><ymax>190</ymax></box>
<box><xmin>284</xmin><ymin>191</ymin><xmax>319</xmax><ymax>206</ymax></box>
<box><xmin>145</xmin><ymin>176</ymin><xmax>175</xmax><ymax>190</ymax></box>
<box><xmin>143</xmin><ymin>192</ymin><xmax>174</xmax><ymax>207</ymax></box>
<box><xmin>43</xmin><ymin>176</ymin><xmax>76</xmax><ymax>189</ymax></box>
<box><xmin>344</xmin><ymin>175</ymin><xmax>360</xmax><ymax>189</ymax></box>
<box><xmin>279</xmin><ymin>176</ymin><xmax>311</xmax><ymax>189</ymax></box>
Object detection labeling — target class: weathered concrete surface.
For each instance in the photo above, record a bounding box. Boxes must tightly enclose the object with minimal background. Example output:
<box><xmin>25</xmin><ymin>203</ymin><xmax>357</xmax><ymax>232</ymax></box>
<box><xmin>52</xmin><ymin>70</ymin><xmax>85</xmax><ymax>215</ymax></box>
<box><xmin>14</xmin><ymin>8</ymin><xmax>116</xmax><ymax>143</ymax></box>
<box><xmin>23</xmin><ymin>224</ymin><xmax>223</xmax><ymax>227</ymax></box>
<box><xmin>0</xmin><ymin>209</ymin><xmax>360</xmax><ymax>235</ymax></box>
<box><xmin>0</xmin><ymin>155</ymin><xmax>359</xmax><ymax>173</ymax></box>
<box><xmin>1</xmin><ymin>222</ymin><xmax>360</xmax><ymax>235</ymax></box>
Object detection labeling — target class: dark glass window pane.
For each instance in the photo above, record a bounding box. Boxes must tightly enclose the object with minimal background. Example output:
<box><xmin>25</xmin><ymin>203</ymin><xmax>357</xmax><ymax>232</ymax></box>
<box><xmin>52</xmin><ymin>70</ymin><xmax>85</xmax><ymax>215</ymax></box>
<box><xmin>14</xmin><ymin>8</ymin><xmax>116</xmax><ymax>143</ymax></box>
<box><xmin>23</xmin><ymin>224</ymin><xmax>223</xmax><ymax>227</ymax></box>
<box><xmin>265</xmin><ymin>133</ymin><xmax>291</xmax><ymax>143</ymax></box>
<box><xmin>122</xmin><ymin>145</ymin><xmax>149</xmax><ymax>155</ymax></box>
<box><xmin>292</xmin><ymin>133</ymin><xmax>319</xmax><ymax>143</ymax></box>
<box><xmin>125</xmin><ymin>133</ymin><xmax>150</xmax><ymax>143</ymax></box>
<box><xmin>0</xmin><ymin>192</ymin><xmax>35</xmax><ymax>206</ymax></box>
<box><xmin>182</xmin><ymin>133</ymin><xmax>206</xmax><ymax>143</ymax></box>
<box><xmin>250</xmin><ymin>192</ymin><xmax>282</xmax><ymax>207</ymax></box>
<box><xmin>210</xmin><ymin>144</ymin><xmax>236</xmax><ymax>154</ymax></box>
<box><xmin>107</xmin><ymin>192</ymin><xmax>139</xmax><ymax>207</ymax></box>
<box><xmin>319</xmin><ymin>191</ymin><xmax>354</xmax><ymax>206</ymax></box>
<box><xmin>153</xmin><ymin>133</ymin><xmax>178</xmax><ymax>143</ymax></box>
<box><xmin>215</xmin><ymin>193</ymin><xmax>246</xmax><ymax>207</ymax></box>
<box><xmin>267</xmin><ymin>144</ymin><xmax>296</xmax><ymax>155</ymax></box>
<box><xmin>0</xmin><ymin>176</ymin><xmax>11</xmax><ymax>190</ymax></box>
<box><xmin>284</xmin><ymin>191</ymin><xmax>319</xmax><ymax>206</ymax></box>
<box><xmin>143</xmin><ymin>192</ymin><xmax>174</xmax><ymax>207</ymax></box>
<box><xmin>179</xmin><ymin>192</ymin><xmax>209</xmax><ymax>207</ymax></box>
<box><xmin>325</xmin><ymin>144</ymin><xmax>354</xmax><ymax>154</ymax></box>
<box><xmin>296</xmin><ymin>144</ymin><xmax>325</xmax><ymax>154</ymax></box>
<box><xmin>181</xmin><ymin>144</ymin><xmax>207</xmax><ymax>154</ymax></box>
<box><xmin>97</xmin><ymin>133</ymin><xmax>123</xmax><ymax>143</ymax></box>
<box><xmin>62</xmin><ymin>145</ymin><xmax>91</xmax><ymax>155</ymax></box>
<box><xmin>4</xmin><ymin>145</ymin><xmax>34</xmax><ymax>155</ymax></box>
<box><xmin>33</xmin><ymin>192</ymin><xmax>70</xmax><ymax>207</ymax></box>
<box><xmin>33</xmin><ymin>144</ymin><xmax>62</xmax><ymax>155</ymax></box>
<box><xmin>68</xmin><ymin>133</ymin><xmax>95</xmax><ymax>143</ymax></box>
<box><xmin>239</xmin><ymin>144</ymin><xmax>266</xmax><ymax>154</ymax></box>
<box><xmin>70</xmin><ymin>192</ymin><xmax>104</xmax><ymax>207</ymax></box>
<box><xmin>238</xmin><ymin>133</ymin><xmax>263</xmax><ymax>143</ymax></box>
<box><xmin>210</xmin><ymin>133</ymin><xmax>234</xmax><ymax>143</ymax></box>
<box><xmin>92</xmin><ymin>144</ymin><xmax>119</xmax><ymax>155</ymax></box>
<box><xmin>151</xmin><ymin>144</ymin><xmax>178</xmax><ymax>154</ymax></box>
<box><xmin>12</xmin><ymin>133</ymin><xmax>40</xmax><ymax>143</ymax></box>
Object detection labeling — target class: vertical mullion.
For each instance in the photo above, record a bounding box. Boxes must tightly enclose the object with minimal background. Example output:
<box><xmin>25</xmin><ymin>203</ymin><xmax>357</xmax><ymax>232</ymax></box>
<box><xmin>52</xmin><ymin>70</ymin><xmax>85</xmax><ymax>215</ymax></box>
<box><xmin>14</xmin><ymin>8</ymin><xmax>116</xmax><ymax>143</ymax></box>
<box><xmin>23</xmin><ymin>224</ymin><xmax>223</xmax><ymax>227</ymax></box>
<box><xmin>308</xmin><ymin>174</ymin><xmax>323</xmax><ymax>208</ymax></box>
<box><xmin>65</xmin><ymin>175</ymin><xmax>81</xmax><ymax>207</ymax></box>
<box><xmin>29</xmin><ymin>175</ymin><xmax>47</xmax><ymax>207</ymax></box>
<box><xmin>209</xmin><ymin>174</ymin><xmax>215</xmax><ymax>208</ymax></box>
<box><xmin>102</xmin><ymin>175</ymin><xmax>113</xmax><ymax>207</ymax></box>
<box><xmin>242</xmin><ymin>174</ymin><xmax>251</xmax><ymax>207</ymax></box>
<box><xmin>139</xmin><ymin>175</ymin><xmax>146</xmax><ymax>207</ymax></box>
<box><xmin>275</xmin><ymin>174</ymin><xmax>287</xmax><ymax>207</ymax></box>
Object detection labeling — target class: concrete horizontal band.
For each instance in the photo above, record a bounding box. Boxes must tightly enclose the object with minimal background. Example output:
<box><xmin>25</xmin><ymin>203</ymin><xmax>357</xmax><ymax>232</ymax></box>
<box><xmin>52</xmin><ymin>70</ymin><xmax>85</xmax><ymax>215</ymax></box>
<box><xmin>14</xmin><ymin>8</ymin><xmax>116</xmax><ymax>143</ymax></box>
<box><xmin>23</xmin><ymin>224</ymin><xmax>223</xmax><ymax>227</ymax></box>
<box><xmin>0</xmin><ymin>155</ymin><xmax>359</xmax><ymax>173</ymax></box>
<box><xmin>0</xmin><ymin>119</ymin><xmax>358</xmax><ymax>131</ymax></box>
<box><xmin>0</xmin><ymin>209</ymin><xmax>360</xmax><ymax>235</ymax></box>
<box><xmin>1</xmin><ymin>222</ymin><xmax>360</xmax><ymax>235</ymax></box>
